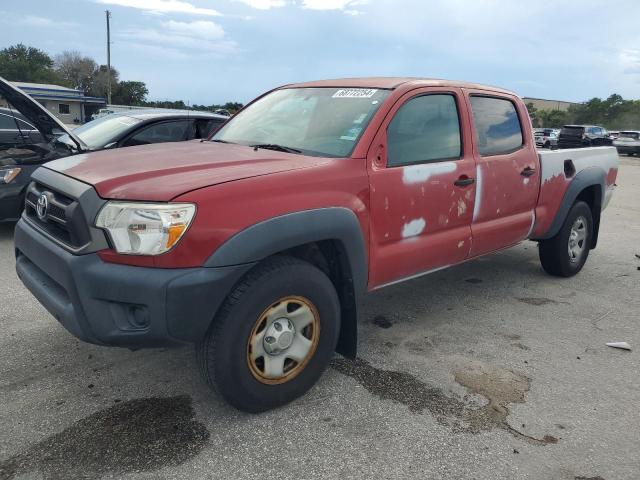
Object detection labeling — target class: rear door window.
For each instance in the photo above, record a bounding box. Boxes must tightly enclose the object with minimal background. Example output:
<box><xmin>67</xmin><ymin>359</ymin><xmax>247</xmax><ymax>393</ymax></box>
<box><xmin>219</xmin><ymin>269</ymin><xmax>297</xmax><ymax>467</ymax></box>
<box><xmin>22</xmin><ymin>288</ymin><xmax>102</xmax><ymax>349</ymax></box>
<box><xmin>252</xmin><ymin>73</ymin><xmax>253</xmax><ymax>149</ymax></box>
<box><xmin>470</xmin><ymin>96</ymin><xmax>523</xmax><ymax>156</ymax></box>
<box><xmin>387</xmin><ymin>94</ymin><xmax>461</xmax><ymax>166</ymax></box>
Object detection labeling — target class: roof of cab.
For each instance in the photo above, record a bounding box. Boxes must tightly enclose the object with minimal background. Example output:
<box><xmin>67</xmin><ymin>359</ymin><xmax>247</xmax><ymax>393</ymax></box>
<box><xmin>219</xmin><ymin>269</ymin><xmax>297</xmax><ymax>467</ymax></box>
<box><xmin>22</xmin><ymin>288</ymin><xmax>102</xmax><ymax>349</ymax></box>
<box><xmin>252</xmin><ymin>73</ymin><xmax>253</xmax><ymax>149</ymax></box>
<box><xmin>284</xmin><ymin>77</ymin><xmax>517</xmax><ymax>96</ymax></box>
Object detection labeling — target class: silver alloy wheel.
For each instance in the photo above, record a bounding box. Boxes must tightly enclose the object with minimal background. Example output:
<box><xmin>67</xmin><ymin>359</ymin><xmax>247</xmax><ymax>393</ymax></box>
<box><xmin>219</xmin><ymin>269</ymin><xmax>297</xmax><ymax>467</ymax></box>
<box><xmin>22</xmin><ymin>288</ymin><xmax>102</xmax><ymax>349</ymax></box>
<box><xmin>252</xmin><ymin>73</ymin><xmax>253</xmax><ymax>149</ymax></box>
<box><xmin>247</xmin><ymin>296</ymin><xmax>320</xmax><ymax>384</ymax></box>
<box><xmin>568</xmin><ymin>216</ymin><xmax>587</xmax><ymax>263</ymax></box>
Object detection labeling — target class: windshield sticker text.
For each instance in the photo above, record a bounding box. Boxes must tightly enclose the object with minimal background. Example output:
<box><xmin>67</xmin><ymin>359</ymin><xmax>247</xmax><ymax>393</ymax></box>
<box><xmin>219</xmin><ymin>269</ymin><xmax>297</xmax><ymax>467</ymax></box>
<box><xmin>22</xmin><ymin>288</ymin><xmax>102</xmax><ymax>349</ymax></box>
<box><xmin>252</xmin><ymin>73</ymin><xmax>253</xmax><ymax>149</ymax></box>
<box><xmin>332</xmin><ymin>89</ymin><xmax>378</xmax><ymax>99</ymax></box>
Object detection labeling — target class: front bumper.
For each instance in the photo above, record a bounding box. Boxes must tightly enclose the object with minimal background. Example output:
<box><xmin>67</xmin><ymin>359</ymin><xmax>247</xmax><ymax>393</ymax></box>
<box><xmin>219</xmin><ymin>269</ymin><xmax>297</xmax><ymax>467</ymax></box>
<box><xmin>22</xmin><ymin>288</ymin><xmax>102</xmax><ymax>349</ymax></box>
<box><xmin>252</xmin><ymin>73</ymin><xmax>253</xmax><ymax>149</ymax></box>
<box><xmin>15</xmin><ymin>218</ymin><xmax>254</xmax><ymax>347</ymax></box>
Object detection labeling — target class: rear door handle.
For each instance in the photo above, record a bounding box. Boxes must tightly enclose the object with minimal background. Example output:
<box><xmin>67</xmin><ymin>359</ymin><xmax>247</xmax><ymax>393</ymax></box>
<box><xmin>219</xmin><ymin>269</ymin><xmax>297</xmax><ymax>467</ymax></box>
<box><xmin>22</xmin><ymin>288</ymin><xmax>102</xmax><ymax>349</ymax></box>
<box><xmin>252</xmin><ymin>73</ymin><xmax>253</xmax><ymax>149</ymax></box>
<box><xmin>454</xmin><ymin>176</ymin><xmax>475</xmax><ymax>187</ymax></box>
<box><xmin>521</xmin><ymin>166</ymin><xmax>536</xmax><ymax>177</ymax></box>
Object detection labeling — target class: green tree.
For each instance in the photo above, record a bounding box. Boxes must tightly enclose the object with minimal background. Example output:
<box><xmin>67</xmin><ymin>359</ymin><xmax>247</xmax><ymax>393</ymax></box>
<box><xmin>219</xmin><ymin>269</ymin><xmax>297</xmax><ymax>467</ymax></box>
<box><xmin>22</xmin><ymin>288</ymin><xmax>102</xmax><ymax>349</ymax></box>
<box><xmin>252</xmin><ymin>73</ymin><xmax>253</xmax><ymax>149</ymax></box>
<box><xmin>538</xmin><ymin>109</ymin><xmax>569</xmax><ymax>128</ymax></box>
<box><xmin>526</xmin><ymin>102</ymin><xmax>540</xmax><ymax>127</ymax></box>
<box><xmin>54</xmin><ymin>51</ymin><xmax>97</xmax><ymax>92</ymax></box>
<box><xmin>112</xmin><ymin>80</ymin><xmax>148</xmax><ymax>105</ymax></box>
<box><xmin>87</xmin><ymin>65</ymin><xmax>119</xmax><ymax>100</ymax></box>
<box><xmin>0</xmin><ymin>44</ymin><xmax>61</xmax><ymax>83</ymax></box>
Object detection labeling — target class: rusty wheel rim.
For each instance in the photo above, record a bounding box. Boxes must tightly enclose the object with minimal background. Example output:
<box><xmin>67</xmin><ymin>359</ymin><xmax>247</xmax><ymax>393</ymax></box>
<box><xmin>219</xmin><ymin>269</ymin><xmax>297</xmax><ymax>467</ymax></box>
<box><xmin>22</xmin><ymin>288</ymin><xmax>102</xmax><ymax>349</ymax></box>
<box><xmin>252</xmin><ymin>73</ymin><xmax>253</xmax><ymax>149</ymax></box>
<box><xmin>247</xmin><ymin>296</ymin><xmax>320</xmax><ymax>385</ymax></box>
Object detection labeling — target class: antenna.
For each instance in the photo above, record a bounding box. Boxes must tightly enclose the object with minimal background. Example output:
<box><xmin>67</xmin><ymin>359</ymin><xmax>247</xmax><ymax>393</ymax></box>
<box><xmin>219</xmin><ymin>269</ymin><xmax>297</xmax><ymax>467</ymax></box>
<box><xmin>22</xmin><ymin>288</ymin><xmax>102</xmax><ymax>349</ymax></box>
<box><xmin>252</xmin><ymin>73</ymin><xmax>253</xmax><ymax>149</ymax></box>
<box><xmin>106</xmin><ymin>10</ymin><xmax>112</xmax><ymax>105</ymax></box>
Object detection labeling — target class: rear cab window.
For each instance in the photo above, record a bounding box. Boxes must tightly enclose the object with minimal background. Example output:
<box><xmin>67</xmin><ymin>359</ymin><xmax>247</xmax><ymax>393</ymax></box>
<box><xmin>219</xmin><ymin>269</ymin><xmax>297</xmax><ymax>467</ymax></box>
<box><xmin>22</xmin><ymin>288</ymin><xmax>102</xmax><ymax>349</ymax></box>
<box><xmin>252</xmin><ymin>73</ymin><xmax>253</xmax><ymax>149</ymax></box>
<box><xmin>469</xmin><ymin>96</ymin><xmax>523</xmax><ymax>156</ymax></box>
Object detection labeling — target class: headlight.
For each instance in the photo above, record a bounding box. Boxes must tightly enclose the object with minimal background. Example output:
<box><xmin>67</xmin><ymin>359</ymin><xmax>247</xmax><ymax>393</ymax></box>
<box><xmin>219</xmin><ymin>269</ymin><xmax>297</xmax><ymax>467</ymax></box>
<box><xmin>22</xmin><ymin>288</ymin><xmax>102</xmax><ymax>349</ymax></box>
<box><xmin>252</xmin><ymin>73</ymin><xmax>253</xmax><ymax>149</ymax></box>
<box><xmin>95</xmin><ymin>202</ymin><xmax>196</xmax><ymax>255</ymax></box>
<box><xmin>0</xmin><ymin>168</ymin><xmax>21</xmax><ymax>184</ymax></box>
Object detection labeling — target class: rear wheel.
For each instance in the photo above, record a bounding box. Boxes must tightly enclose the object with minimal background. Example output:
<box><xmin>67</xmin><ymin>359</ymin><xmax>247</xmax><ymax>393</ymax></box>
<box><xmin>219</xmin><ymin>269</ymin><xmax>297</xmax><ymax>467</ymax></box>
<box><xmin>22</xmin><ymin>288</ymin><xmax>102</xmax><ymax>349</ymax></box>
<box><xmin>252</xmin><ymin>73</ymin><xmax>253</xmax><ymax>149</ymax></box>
<box><xmin>539</xmin><ymin>201</ymin><xmax>593</xmax><ymax>277</ymax></box>
<box><xmin>197</xmin><ymin>256</ymin><xmax>340</xmax><ymax>412</ymax></box>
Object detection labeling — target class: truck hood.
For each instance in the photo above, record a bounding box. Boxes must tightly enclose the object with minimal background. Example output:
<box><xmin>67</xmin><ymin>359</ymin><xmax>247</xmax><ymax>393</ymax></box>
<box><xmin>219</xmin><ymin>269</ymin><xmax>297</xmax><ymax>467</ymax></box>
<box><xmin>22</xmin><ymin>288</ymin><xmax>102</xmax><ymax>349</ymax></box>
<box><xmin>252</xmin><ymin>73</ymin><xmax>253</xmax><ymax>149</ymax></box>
<box><xmin>44</xmin><ymin>141</ymin><xmax>331</xmax><ymax>201</ymax></box>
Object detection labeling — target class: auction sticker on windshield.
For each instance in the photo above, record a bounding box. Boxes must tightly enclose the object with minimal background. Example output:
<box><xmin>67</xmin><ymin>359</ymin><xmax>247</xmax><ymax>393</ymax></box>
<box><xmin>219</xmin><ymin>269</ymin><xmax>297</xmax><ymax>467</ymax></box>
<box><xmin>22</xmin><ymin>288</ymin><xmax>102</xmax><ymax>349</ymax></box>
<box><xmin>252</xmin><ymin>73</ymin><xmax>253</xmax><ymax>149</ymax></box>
<box><xmin>332</xmin><ymin>89</ymin><xmax>378</xmax><ymax>98</ymax></box>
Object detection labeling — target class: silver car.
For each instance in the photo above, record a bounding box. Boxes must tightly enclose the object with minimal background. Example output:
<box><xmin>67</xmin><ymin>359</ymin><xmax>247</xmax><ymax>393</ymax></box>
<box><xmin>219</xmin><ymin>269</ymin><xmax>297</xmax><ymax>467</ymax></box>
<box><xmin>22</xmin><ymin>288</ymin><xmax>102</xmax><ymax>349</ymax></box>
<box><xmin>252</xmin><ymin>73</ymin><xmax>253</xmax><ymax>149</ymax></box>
<box><xmin>613</xmin><ymin>131</ymin><xmax>640</xmax><ymax>156</ymax></box>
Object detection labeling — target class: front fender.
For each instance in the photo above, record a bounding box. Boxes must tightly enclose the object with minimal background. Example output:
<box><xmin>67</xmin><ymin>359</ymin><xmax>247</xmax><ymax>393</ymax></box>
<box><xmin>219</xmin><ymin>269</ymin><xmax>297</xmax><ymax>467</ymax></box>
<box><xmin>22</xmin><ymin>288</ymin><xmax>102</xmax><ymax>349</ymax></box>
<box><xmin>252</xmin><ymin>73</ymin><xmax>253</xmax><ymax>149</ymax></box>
<box><xmin>205</xmin><ymin>207</ymin><xmax>368</xmax><ymax>298</ymax></box>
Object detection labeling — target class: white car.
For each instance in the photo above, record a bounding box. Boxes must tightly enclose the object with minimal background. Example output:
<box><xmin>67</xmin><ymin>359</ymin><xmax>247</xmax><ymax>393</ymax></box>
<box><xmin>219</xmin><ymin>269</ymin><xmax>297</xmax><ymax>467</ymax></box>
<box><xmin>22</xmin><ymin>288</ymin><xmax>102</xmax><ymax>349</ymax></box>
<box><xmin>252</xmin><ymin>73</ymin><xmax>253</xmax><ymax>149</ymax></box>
<box><xmin>613</xmin><ymin>131</ymin><xmax>640</xmax><ymax>156</ymax></box>
<box><xmin>534</xmin><ymin>128</ymin><xmax>560</xmax><ymax>148</ymax></box>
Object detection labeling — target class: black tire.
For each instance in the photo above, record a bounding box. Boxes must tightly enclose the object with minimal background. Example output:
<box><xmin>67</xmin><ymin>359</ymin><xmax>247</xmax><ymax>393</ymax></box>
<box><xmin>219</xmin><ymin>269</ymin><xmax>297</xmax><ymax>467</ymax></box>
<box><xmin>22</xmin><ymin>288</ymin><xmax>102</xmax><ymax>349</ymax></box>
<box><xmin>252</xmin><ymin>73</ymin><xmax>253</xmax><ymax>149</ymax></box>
<box><xmin>538</xmin><ymin>201</ymin><xmax>593</xmax><ymax>277</ymax></box>
<box><xmin>544</xmin><ymin>141</ymin><xmax>550</xmax><ymax>149</ymax></box>
<box><xmin>197</xmin><ymin>255</ymin><xmax>341</xmax><ymax>412</ymax></box>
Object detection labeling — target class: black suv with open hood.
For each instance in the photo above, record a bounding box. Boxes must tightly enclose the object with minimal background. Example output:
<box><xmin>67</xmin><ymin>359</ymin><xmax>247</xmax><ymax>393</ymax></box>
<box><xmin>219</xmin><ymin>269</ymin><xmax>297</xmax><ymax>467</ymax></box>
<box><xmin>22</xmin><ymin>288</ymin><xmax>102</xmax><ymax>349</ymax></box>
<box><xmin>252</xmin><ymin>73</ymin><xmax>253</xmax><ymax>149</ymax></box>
<box><xmin>0</xmin><ymin>77</ymin><xmax>85</xmax><ymax>221</ymax></box>
<box><xmin>0</xmin><ymin>76</ymin><xmax>228</xmax><ymax>221</ymax></box>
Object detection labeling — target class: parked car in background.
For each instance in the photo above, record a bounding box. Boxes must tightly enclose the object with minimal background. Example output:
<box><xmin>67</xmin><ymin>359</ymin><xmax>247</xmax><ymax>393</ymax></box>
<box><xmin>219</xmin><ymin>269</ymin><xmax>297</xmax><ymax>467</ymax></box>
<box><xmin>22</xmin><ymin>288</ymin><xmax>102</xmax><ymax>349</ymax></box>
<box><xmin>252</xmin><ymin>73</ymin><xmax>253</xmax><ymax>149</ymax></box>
<box><xmin>91</xmin><ymin>108</ymin><xmax>115</xmax><ymax>120</ymax></box>
<box><xmin>13</xmin><ymin>77</ymin><xmax>619</xmax><ymax>412</ymax></box>
<box><xmin>613</xmin><ymin>130</ymin><xmax>640</xmax><ymax>156</ymax></box>
<box><xmin>0</xmin><ymin>107</ymin><xmax>44</xmax><ymax>145</ymax></box>
<box><xmin>59</xmin><ymin>109</ymin><xmax>229</xmax><ymax>151</ymax></box>
<box><xmin>0</xmin><ymin>76</ymin><xmax>229</xmax><ymax>221</ymax></box>
<box><xmin>214</xmin><ymin>108</ymin><xmax>232</xmax><ymax>117</ymax></box>
<box><xmin>534</xmin><ymin>128</ymin><xmax>559</xmax><ymax>148</ymax></box>
<box><xmin>608</xmin><ymin>131</ymin><xmax>620</xmax><ymax>140</ymax></box>
<box><xmin>558</xmin><ymin>125</ymin><xmax>613</xmax><ymax>149</ymax></box>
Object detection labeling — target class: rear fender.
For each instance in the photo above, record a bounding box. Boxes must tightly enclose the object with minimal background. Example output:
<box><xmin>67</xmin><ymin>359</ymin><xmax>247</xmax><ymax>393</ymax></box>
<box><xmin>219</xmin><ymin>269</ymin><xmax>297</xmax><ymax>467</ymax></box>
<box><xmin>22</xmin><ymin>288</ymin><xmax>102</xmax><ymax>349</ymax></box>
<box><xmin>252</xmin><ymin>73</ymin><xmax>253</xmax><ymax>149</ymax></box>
<box><xmin>533</xmin><ymin>167</ymin><xmax>604</xmax><ymax>245</ymax></box>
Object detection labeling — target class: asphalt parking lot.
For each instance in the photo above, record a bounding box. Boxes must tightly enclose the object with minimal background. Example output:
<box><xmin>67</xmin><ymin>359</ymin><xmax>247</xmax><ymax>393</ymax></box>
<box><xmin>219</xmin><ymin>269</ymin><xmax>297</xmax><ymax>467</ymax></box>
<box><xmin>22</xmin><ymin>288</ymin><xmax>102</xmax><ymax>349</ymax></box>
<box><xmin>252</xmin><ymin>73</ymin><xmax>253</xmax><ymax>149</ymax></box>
<box><xmin>1</xmin><ymin>156</ymin><xmax>638</xmax><ymax>480</ymax></box>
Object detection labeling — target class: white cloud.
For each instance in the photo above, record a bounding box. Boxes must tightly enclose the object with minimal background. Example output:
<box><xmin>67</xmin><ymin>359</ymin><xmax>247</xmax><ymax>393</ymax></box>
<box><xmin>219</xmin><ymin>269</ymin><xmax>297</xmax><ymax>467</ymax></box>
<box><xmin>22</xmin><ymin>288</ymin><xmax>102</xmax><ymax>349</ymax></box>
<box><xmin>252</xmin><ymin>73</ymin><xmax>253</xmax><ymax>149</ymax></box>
<box><xmin>301</xmin><ymin>0</ymin><xmax>367</xmax><ymax>13</ymax></box>
<box><xmin>95</xmin><ymin>0</ymin><xmax>221</xmax><ymax>16</ymax></box>
<box><xmin>18</xmin><ymin>15</ymin><xmax>76</xmax><ymax>28</ymax></box>
<box><xmin>620</xmin><ymin>49</ymin><xmax>640</xmax><ymax>75</ymax></box>
<box><xmin>161</xmin><ymin>20</ymin><xmax>225</xmax><ymax>40</ymax></box>
<box><xmin>235</xmin><ymin>0</ymin><xmax>287</xmax><ymax>9</ymax></box>
<box><xmin>118</xmin><ymin>20</ymin><xmax>237</xmax><ymax>58</ymax></box>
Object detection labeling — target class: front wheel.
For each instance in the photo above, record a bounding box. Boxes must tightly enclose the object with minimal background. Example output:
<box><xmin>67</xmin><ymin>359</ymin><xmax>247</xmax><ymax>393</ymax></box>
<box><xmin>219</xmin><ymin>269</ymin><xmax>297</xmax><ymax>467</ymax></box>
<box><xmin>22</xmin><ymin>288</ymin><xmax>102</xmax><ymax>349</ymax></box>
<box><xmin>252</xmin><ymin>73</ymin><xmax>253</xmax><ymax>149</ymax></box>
<box><xmin>538</xmin><ymin>201</ymin><xmax>593</xmax><ymax>277</ymax></box>
<box><xmin>197</xmin><ymin>256</ymin><xmax>341</xmax><ymax>412</ymax></box>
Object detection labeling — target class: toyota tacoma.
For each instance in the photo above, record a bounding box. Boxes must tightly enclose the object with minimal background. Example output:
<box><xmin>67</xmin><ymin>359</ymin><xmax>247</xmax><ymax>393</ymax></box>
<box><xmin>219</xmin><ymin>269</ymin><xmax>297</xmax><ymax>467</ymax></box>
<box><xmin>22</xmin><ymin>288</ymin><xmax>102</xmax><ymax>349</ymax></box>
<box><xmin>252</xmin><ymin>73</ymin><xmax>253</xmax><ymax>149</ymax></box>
<box><xmin>13</xmin><ymin>78</ymin><xmax>619</xmax><ymax>412</ymax></box>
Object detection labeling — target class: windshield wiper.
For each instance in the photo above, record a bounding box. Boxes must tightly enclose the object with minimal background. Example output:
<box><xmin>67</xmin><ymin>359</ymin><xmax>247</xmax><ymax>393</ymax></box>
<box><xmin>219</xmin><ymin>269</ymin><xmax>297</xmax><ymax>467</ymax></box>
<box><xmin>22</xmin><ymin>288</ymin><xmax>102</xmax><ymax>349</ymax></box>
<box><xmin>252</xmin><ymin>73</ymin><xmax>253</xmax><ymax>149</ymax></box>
<box><xmin>251</xmin><ymin>143</ymin><xmax>302</xmax><ymax>154</ymax></box>
<box><xmin>211</xmin><ymin>139</ymin><xmax>234</xmax><ymax>144</ymax></box>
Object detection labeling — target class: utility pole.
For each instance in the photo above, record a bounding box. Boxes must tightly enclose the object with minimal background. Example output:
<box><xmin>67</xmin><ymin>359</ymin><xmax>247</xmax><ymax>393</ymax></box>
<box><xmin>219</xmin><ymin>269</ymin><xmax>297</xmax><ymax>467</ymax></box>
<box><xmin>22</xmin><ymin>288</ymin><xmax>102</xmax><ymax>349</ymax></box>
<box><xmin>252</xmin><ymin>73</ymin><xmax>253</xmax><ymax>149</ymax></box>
<box><xmin>106</xmin><ymin>10</ymin><xmax>112</xmax><ymax>105</ymax></box>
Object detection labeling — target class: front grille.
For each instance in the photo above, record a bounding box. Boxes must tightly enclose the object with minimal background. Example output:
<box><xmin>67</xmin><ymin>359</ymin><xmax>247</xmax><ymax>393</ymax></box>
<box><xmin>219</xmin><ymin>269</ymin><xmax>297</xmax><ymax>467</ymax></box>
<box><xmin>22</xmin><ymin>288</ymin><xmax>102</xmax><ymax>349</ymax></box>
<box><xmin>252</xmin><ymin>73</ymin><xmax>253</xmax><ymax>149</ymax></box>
<box><xmin>24</xmin><ymin>182</ymin><xmax>92</xmax><ymax>249</ymax></box>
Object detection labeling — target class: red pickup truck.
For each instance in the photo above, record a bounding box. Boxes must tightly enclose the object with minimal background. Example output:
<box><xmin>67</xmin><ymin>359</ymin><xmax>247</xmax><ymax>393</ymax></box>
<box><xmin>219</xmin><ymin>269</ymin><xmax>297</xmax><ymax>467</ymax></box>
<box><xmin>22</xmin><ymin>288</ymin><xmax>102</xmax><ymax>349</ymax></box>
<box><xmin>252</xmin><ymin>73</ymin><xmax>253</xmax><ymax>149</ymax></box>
<box><xmin>14</xmin><ymin>78</ymin><xmax>619</xmax><ymax>412</ymax></box>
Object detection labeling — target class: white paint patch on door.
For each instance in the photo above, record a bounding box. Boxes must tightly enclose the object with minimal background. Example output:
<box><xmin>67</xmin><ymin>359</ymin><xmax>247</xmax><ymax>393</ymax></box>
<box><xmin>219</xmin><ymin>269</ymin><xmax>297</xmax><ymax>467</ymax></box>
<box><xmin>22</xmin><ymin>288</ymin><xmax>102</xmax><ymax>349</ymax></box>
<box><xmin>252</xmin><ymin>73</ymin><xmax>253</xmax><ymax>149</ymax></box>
<box><xmin>402</xmin><ymin>162</ymin><xmax>457</xmax><ymax>184</ymax></box>
<box><xmin>472</xmin><ymin>164</ymin><xmax>483</xmax><ymax>222</ymax></box>
<box><xmin>402</xmin><ymin>218</ymin><xmax>426</xmax><ymax>238</ymax></box>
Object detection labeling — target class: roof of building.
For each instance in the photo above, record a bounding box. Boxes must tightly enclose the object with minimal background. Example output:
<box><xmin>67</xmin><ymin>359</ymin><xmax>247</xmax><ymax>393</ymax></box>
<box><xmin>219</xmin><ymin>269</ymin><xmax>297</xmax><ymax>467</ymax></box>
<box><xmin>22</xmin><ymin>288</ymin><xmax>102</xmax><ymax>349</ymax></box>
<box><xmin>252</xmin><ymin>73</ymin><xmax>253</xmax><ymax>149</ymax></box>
<box><xmin>12</xmin><ymin>81</ymin><xmax>82</xmax><ymax>93</ymax></box>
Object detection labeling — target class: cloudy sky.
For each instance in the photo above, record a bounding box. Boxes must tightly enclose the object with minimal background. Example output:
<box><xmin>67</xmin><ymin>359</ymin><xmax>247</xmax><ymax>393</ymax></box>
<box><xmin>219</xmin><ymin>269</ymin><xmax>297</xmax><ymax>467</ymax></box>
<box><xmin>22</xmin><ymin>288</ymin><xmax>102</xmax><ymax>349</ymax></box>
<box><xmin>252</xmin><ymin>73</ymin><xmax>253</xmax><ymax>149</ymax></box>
<box><xmin>1</xmin><ymin>0</ymin><xmax>639</xmax><ymax>104</ymax></box>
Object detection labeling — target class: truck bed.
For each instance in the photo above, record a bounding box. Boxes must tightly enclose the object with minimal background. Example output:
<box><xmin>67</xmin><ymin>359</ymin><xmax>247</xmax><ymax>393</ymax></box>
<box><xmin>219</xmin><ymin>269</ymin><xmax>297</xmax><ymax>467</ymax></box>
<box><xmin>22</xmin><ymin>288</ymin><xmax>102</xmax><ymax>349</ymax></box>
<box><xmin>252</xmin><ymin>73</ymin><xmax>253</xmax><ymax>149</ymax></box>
<box><xmin>532</xmin><ymin>146</ymin><xmax>618</xmax><ymax>238</ymax></box>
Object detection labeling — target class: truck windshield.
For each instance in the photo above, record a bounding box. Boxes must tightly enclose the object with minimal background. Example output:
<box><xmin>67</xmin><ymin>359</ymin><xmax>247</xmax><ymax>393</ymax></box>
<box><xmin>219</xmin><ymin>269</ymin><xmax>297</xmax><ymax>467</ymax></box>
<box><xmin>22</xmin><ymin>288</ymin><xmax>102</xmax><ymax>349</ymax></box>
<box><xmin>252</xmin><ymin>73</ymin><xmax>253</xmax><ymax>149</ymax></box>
<box><xmin>212</xmin><ymin>87</ymin><xmax>390</xmax><ymax>157</ymax></box>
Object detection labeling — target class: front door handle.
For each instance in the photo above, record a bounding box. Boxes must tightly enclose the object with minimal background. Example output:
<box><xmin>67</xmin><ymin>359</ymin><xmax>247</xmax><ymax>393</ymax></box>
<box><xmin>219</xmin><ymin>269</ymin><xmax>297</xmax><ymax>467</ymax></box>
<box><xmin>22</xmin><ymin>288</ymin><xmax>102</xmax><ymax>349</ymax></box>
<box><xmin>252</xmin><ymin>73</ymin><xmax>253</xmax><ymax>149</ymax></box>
<box><xmin>521</xmin><ymin>166</ymin><xmax>536</xmax><ymax>177</ymax></box>
<box><xmin>454</xmin><ymin>176</ymin><xmax>475</xmax><ymax>187</ymax></box>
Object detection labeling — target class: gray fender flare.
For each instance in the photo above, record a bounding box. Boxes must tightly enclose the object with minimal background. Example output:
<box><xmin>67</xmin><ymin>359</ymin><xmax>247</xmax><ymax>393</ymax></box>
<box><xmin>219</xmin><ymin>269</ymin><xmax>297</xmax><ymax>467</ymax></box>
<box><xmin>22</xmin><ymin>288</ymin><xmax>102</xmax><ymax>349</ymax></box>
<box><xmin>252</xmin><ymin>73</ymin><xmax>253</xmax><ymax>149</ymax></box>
<box><xmin>205</xmin><ymin>207</ymin><xmax>368</xmax><ymax>358</ymax></box>
<box><xmin>205</xmin><ymin>207</ymin><xmax>368</xmax><ymax>295</ymax></box>
<box><xmin>534</xmin><ymin>167</ymin><xmax>604</xmax><ymax>242</ymax></box>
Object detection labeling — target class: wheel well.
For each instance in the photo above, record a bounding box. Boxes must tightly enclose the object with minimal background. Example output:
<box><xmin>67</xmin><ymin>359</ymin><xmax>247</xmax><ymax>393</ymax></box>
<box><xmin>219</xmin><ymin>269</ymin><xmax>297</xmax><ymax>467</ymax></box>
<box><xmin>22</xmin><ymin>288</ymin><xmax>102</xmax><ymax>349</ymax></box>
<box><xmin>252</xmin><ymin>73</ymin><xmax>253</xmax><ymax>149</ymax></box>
<box><xmin>575</xmin><ymin>185</ymin><xmax>602</xmax><ymax>249</ymax></box>
<box><xmin>276</xmin><ymin>240</ymin><xmax>358</xmax><ymax>358</ymax></box>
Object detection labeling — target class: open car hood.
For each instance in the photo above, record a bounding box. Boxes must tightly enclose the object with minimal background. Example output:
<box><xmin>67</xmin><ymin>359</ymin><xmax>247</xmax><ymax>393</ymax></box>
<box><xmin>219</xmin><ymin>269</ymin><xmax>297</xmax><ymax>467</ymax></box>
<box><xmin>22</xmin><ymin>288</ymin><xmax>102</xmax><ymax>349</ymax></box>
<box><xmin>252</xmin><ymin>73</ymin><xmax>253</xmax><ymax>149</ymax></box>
<box><xmin>0</xmin><ymin>76</ymin><xmax>85</xmax><ymax>150</ymax></box>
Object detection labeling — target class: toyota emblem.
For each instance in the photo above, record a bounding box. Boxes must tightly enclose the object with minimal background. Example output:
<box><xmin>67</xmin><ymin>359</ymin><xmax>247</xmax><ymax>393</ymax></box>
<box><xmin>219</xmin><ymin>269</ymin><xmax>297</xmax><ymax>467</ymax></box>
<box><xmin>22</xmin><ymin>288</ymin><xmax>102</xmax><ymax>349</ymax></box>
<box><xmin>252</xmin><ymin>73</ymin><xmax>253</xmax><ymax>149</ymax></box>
<box><xmin>36</xmin><ymin>194</ymin><xmax>49</xmax><ymax>221</ymax></box>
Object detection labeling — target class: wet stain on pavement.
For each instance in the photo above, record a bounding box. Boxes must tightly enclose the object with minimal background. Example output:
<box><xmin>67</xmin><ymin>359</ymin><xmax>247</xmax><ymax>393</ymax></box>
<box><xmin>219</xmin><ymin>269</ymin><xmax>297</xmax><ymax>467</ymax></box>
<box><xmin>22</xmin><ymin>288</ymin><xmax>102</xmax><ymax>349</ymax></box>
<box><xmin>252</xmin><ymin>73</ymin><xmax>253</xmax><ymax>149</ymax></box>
<box><xmin>371</xmin><ymin>315</ymin><xmax>393</xmax><ymax>329</ymax></box>
<box><xmin>331</xmin><ymin>357</ymin><xmax>558</xmax><ymax>446</ymax></box>
<box><xmin>465</xmin><ymin>278</ymin><xmax>483</xmax><ymax>284</ymax></box>
<box><xmin>331</xmin><ymin>357</ymin><xmax>465</xmax><ymax>419</ymax></box>
<box><xmin>517</xmin><ymin>297</ymin><xmax>557</xmax><ymax>306</ymax></box>
<box><xmin>575</xmin><ymin>476</ymin><xmax>605</xmax><ymax>480</ymax></box>
<box><xmin>0</xmin><ymin>395</ymin><xmax>209</xmax><ymax>480</ymax></box>
<box><xmin>453</xmin><ymin>359</ymin><xmax>557</xmax><ymax>445</ymax></box>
